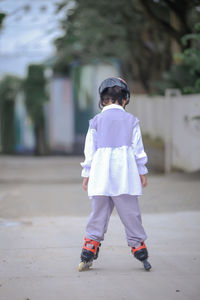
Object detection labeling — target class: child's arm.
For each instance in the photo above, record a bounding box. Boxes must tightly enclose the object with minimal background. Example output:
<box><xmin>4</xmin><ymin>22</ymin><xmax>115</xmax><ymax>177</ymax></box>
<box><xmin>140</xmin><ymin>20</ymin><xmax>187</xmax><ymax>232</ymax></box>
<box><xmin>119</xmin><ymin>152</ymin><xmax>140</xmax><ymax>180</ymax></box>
<box><xmin>140</xmin><ymin>174</ymin><xmax>147</xmax><ymax>188</ymax></box>
<box><xmin>132</xmin><ymin>122</ymin><xmax>148</xmax><ymax>187</ymax></box>
<box><xmin>80</xmin><ymin>126</ymin><xmax>97</xmax><ymax>190</ymax></box>
<box><xmin>82</xmin><ymin>177</ymin><xmax>89</xmax><ymax>191</ymax></box>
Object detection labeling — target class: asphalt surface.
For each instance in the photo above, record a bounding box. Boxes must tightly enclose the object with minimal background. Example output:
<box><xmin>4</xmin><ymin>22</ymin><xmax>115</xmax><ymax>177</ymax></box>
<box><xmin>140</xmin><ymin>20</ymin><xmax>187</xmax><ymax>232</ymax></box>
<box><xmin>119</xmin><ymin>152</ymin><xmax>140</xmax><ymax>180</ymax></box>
<box><xmin>0</xmin><ymin>156</ymin><xmax>200</xmax><ymax>300</ymax></box>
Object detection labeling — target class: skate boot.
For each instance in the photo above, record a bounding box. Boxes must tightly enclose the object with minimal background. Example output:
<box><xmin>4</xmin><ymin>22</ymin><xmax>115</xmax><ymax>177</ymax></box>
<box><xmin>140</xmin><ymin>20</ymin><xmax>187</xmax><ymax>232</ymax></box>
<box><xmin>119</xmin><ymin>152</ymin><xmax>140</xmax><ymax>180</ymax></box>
<box><xmin>131</xmin><ymin>242</ymin><xmax>152</xmax><ymax>271</ymax></box>
<box><xmin>78</xmin><ymin>238</ymin><xmax>101</xmax><ymax>272</ymax></box>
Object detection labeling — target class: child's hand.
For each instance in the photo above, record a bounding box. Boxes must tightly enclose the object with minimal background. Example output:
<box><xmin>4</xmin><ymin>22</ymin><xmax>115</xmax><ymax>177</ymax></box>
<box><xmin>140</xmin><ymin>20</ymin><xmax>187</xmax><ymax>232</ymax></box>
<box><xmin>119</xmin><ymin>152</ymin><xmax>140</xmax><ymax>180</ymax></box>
<box><xmin>140</xmin><ymin>174</ymin><xmax>147</xmax><ymax>188</ymax></box>
<box><xmin>82</xmin><ymin>177</ymin><xmax>89</xmax><ymax>191</ymax></box>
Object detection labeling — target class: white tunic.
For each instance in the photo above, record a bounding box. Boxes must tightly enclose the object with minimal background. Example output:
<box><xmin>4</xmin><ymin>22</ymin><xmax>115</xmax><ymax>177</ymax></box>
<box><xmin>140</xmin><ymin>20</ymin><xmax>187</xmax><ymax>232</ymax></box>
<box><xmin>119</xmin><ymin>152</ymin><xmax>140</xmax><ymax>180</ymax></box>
<box><xmin>80</xmin><ymin>104</ymin><xmax>148</xmax><ymax>197</ymax></box>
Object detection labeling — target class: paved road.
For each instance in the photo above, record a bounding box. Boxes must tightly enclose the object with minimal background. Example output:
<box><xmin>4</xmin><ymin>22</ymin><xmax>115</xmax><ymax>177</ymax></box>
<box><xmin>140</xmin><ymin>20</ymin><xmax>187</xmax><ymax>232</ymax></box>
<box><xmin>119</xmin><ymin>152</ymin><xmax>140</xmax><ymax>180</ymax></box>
<box><xmin>0</xmin><ymin>156</ymin><xmax>200</xmax><ymax>300</ymax></box>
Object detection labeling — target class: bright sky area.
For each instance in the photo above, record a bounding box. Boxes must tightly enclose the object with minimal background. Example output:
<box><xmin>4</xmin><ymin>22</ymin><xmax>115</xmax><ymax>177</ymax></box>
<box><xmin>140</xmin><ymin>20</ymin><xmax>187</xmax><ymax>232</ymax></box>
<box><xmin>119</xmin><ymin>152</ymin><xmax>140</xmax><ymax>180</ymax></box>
<box><xmin>0</xmin><ymin>0</ymin><xmax>70</xmax><ymax>79</ymax></box>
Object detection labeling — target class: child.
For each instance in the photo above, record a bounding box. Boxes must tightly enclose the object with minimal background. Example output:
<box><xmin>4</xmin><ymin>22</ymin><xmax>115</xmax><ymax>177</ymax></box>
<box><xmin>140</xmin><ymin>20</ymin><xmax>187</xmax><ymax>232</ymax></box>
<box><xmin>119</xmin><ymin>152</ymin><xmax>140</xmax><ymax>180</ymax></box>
<box><xmin>79</xmin><ymin>77</ymin><xmax>151</xmax><ymax>271</ymax></box>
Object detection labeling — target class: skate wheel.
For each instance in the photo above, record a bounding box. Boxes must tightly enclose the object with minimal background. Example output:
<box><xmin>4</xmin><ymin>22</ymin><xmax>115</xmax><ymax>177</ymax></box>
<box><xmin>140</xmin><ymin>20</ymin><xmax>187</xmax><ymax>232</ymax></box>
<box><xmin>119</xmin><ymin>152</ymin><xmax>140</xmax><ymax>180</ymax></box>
<box><xmin>78</xmin><ymin>261</ymin><xmax>92</xmax><ymax>272</ymax></box>
<box><xmin>78</xmin><ymin>262</ymin><xmax>86</xmax><ymax>272</ymax></box>
<box><xmin>143</xmin><ymin>259</ymin><xmax>152</xmax><ymax>271</ymax></box>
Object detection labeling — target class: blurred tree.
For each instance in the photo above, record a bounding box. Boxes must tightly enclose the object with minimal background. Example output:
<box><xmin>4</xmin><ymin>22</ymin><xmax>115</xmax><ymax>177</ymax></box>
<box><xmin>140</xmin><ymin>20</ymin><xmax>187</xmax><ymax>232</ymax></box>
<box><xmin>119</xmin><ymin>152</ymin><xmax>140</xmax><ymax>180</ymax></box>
<box><xmin>155</xmin><ymin>22</ymin><xmax>200</xmax><ymax>94</ymax></box>
<box><xmin>23</xmin><ymin>64</ymin><xmax>49</xmax><ymax>155</ymax></box>
<box><xmin>54</xmin><ymin>0</ymin><xmax>172</xmax><ymax>92</ymax></box>
<box><xmin>0</xmin><ymin>12</ymin><xmax>6</xmax><ymax>29</ymax></box>
<box><xmin>139</xmin><ymin>0</ymin><xmax>199</xmax><ymax>51</ymax></box>
<box><xmin>54</xmin><ymin>0</ymin><xmax>199</xmax><ymax>92</ymax></box>
<box><xmin>0</xmin><ymin>75</ymin><xmax>22</xmax><ymax>153</ymax></box>
<box><xmin>178</xmin><ymin>22</ymin><xmax>200</xmax><ymax>93</ymax></box>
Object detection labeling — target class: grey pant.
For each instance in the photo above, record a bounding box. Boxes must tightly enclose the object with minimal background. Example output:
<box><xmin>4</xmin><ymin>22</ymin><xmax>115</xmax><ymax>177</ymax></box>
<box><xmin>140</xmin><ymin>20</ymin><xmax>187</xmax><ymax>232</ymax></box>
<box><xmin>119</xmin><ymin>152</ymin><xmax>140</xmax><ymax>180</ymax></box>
<box><xmin>86</xmin><ymin>194</ymin><xmax>147</xmax><ymax>248</ymax></box>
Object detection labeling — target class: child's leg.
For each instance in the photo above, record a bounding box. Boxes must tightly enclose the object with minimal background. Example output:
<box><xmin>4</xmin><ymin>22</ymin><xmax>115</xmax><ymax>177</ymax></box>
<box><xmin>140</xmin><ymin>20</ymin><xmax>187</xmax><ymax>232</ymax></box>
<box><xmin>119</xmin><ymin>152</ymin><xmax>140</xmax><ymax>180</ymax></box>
<box><xmin>111</xmin><ymin>194</ymin><xmax>147</xmax><ymax>247</ymax></box>
<box><xmin>86</xmin><ymin>196</ymin><xmax>114</xmax><ymax>242</ymax></box>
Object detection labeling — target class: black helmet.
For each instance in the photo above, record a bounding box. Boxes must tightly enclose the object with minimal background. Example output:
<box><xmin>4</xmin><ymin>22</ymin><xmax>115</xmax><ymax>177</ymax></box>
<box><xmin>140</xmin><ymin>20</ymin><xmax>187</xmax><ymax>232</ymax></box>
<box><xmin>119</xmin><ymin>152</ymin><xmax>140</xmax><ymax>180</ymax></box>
<box><xmin>99</xmin><ymin>77</ymin><xmax>130</xmax><ymax>102</ymax></box>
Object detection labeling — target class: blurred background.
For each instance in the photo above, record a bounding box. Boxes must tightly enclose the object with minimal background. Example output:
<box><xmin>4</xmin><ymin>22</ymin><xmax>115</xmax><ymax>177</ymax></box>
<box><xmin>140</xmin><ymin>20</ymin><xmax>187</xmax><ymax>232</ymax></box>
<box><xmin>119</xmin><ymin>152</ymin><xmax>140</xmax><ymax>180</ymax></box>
<box><xmin>0</xmin><ymin>0</ymin><xmax>200</xmax><ymax>173</ymax></box>
<box><xmin>0</xmin><ymin>2</ymin><xmax>200</xmax><ymax>298</ymax></box>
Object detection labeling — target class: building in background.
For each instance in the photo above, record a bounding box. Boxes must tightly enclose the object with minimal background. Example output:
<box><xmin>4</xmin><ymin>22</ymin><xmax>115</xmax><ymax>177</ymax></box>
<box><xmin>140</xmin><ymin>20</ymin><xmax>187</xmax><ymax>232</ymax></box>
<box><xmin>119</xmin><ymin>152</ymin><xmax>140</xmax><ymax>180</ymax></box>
<box><xmin>11</xmin><ymin>61</ymin><xmax>120</xmax><ymax>155</ymax></box>
<box><xmin>15</xmin><ymin>91</ymin><xmax>35</xmax><ymax>153</ymax></box>
<box><xmin>45</xmin><ymin>61</ymin><xmax>119</xmax><ymax>154</ymax></box>
<box><xmin>45</xmin><ymin>77</ymin><xmax>74</xmax><ymax>154</ymax></box>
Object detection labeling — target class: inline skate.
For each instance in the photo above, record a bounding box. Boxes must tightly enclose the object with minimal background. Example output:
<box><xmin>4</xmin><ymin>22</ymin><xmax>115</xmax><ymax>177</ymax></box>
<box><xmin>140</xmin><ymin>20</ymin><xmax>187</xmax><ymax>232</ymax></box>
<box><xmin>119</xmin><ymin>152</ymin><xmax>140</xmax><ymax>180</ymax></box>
<box><xmin>78</xmin><ymin>237</ymin><xmax>101</xmax><ymax>272</ymax></box>
<box><xmin>131</xmin><ymin>242</ymin><xmax>152</xmax><ymax>271</ymax></box>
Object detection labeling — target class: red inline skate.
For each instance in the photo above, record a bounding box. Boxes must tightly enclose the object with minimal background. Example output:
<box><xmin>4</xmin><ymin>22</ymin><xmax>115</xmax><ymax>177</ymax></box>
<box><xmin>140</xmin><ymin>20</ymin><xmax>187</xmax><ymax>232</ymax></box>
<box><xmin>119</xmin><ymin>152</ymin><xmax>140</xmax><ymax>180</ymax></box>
<box><xmin>78</xmin><ymin>237</ymin><xmax>101</xmax><ymax>271</ymax></box>
<box><xmin>131</xmin><ymin>242</ymin><xmax>152</xmax><ymax>271</ymax></box>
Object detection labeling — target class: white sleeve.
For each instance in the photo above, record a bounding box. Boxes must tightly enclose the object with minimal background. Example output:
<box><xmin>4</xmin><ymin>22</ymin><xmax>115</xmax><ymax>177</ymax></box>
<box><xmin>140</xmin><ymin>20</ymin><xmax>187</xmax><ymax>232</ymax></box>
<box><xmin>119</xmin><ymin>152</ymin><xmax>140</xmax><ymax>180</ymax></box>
<box><xmin>80</xmin><ymin>128</ymin><xmax>97</xmax><ymax>177</ymax></box>
<box><xmin>132</xmin><ymin>123</ymin><xmax>148</xmax><ymax>175</ymax></box>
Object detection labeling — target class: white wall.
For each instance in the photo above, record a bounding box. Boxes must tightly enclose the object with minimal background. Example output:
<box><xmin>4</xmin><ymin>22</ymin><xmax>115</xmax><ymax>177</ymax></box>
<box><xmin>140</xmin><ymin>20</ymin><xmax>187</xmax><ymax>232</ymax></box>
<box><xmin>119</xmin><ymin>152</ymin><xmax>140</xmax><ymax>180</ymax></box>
<box><xmin>47</xmin><ymin>77</ymin><xmax>74</xmax><ymax>152</ymax></box>
<box><xmin>127</xmin><ymin>92</ymin><xmax>200</xmax><ymax>172</ymax></box>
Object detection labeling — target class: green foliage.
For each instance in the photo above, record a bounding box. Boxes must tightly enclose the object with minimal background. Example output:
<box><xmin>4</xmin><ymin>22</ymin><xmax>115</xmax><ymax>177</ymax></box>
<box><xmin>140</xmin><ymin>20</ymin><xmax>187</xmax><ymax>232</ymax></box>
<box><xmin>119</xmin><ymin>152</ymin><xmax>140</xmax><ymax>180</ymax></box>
<box><xmin>0</xmin><ymin>75</ymin><xmax>22</xmax><ymax>153</ymax></box>
<box><xmin>0</xmin><ymin>12</ymin><xmax>6</xmax><ymax>29</ymax></box>
<box><xmin>23</xmin><ymin>64</ymin><xmax>49</xmax><ymax>155</ymax></box>
<box><xmin>54</xmin><ymin>0</ymin><xmax>199</xmax><ymax>92</ymax></box>
<box><xmin>54</xmin><ymin>0</ymin><xmax>134</xmax><ymax>64</ymax></box>
<box><xmin>54</xmin><ymin>0</ymin><xmax>173</xmax><ymax>91</ymax></box>
<box><xmin>155</xmin><ymin>22</ymin><xmax>200</xmax><ymax>94</ymax></box>
<box><xmin>0</xmin><ymin>75</ymin><xmax>22</xmax><ymax>103</ymax></box>
<box><xmin>155</xmin><ymin>64</ymin><xmax>197</xmax><ymax>94</ymax></box>
<box><xmin>23</xmin><ymin>64</ymin><xmax>48</xmax><ymax>126</ymax></box>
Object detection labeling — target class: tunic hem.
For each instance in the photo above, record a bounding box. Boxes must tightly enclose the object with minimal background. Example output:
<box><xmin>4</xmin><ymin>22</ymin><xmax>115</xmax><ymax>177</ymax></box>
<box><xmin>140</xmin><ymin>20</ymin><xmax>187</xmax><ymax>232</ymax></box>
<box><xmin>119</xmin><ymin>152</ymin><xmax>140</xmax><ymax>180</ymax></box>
<box><xmin>88</xmin><ymin>192</ymin><xmax>143</xmax><ymax>198</ymax></box>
